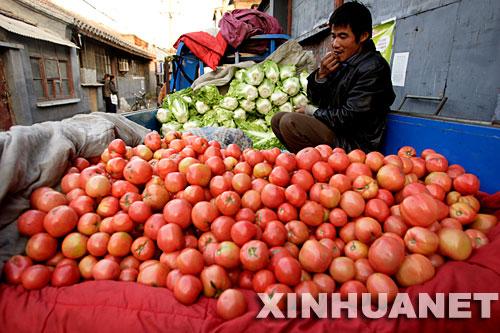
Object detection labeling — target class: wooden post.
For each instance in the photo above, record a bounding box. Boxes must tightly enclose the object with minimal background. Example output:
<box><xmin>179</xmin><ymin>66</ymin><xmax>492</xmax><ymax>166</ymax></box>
<box><xmin>287</xmin><ymin>0</ymin><xmax>292</xmax><ymax>35</ymax></box>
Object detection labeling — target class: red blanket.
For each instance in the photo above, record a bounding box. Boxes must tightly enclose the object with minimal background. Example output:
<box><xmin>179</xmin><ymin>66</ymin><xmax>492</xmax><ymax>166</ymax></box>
<box><xmin>173</xmin><ymin>32</ymin><xmax>228</xmax><ymax>70</ymax></box>
<box><xmin>1</xmin><ymin>222</ymin><xmax>499</xmax><ymax>332</ymax></box>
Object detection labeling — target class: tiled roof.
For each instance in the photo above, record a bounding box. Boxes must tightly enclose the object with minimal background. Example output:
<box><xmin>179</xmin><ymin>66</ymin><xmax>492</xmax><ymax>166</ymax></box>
<box><xmin>74</xmin><ymin>19</ymin><xmax>154</xmax><ymax>59</ymax></box>
<box><xmin>13</xmin><ymin>0</ymin><xmax>154</xmax><ymax>59</ymax></box>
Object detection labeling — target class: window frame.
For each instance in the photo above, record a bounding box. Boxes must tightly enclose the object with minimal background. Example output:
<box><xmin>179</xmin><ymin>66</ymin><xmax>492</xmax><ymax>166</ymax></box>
<box><xmin>30</xmin><ymin>52</ymin><xmax>75</xmax><ymax>101</ymax></box>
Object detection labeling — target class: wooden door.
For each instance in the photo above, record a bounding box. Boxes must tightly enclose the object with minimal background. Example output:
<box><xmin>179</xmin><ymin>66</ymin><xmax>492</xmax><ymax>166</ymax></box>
<box><xmin>0</xmin><ymin>56</ymin><xmax>15</xmax><ymax>131</ymax></box>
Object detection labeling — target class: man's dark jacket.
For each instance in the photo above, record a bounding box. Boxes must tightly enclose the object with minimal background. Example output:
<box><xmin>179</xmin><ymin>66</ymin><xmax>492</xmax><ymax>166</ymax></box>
<box><xmin>307</xmin><ymin>40</ymin><xmax>395</xmax><ymax>152</ymax></box>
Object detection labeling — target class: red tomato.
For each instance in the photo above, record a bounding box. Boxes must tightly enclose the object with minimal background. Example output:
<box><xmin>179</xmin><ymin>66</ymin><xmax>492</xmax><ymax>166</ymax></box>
<box><xmin>376</xmin><ymin>164</ymin><xmax>405</xmax><ymax>192</ymax></box>
<box><xmin>211</xmin><ymin>216</ymin><xmax>236</xmax><ymax>242</ymax></box>
<box><xmin>217</xmin><ymin>289</ymin><xmax>247</xmax><ymax>320</ymax></box>
<box><xmin>296</xmin><ymin>147</ymin><xmax>321</xmax><ymax>171</ymax></box>
<box><xmin>61</xmin><ymin>232</ymin><xmax>88</xmax><ymax>259</ymax></box>
<box><xmin>453</xmin><ymin>173</ymin><xmax>480</xmax><ymax>195</ymax></box>
<box><xmin>354</xmin><ymin>258</ymin><xmax>374</xmax><ymax>283</ymax></box>
<box><xmin>262</xmin><ymin>220</ymin><xmax>287</xmax><ymax>247</ymax></box>
<box><xmin>275</xmin><ymin>152</ymin><xmax>297</xmax><ymax>172</ymax></box>
<box><xmin>17</xmin><ymin>210</ymin><xmax>46</xmax><ymax>236</ymax></box>
<box><xmin>299</xmin><ymin>201</ymin><xmax>325</xmax><ymax>227</ymax></box>
<box><xmin>339</xmin><ymin>191</ymin><xmax>365</xmax><ymax>218</ymax></box>
<box><xmin>312</xmin><ymin>161</ymin><xmax>334</xmax><ymax>183</ymax></box>
<box><xmin>51</xmin><ymin>263</ymin><xmax>80</xmax><ymax>287</ymax></box>
<box><xmin>329</xmin><ymin>208</ymin><xmax>348</xmax><ymax>227</ymax></box>
<box><xmin>404</xmin><ymin>226</ymin><xmax>439</xmax><ymax>255</ymax></box>
<box><xmin>2</xmin><ymin>255</ymin><xmax>33</xmax><ymax>285</ymax></box>
<box><xmin>395</xmin><ymin>254</ymin><xmax>435</xmax><ymax>287</ymax></box>
<box><xmin>298</xmin><ymin>240</ymin><xmax>333</xmax><ymax>273</ymax></box>
<box><xmin>191</xmin><ymin>201</ymin><xmax>219</xmax><ymax>232</ymax></box>
<box><xmin>260</xmin><ymin>184</ymin><xmax>286</xmax><ymax>209</ymax></box>
<box><xmin>329</xmin><ymin>257</ymin><xmax>356</xmax><ymax>283</ymax></box>
<box><xmin>43</xmin><ymin>205</ymin><xmax>78</xmax><ymax>238</ymax></box>
<box><xmin>131</xmin><ymin>236</ymin><xmax>156</xmax><ymax>261</ymax></box>
<box><xmin>214</xmin><ymin>241</ymin><xmax>240</xmax><ymax>269</ymax></box>
<box><xmin>137</xmin><ymin>262</ymin><xmax>169</xmax><ymax>288</ymax></box>
<box><xmin>354</xmin><ymin>217</ymin><xmax>382</xmax><ymax>244</ymax></box>
<box><xmin>400</xmin><ymin>193</ymin><xmax>439</xmax><ymax>227</ymax></box>
<box><xmin>269</xmin><ymin>166</ymin><xmax>290</xmax><ymax>187</ymax></box>
<box><xmin>92</xmin><ymin>259</ymin><xmax>120</xmax><ymax>280</ymax></box>
<box><xmin>25</xmin><ymin>233</ymin><xmax>58</xmax><ymax>261</ymax></box>
<box><xmin>365</xmin><ymin>151</ymin><xmax>385</xmax><ymax>172</ymax></box>
<box><xmin>21</xmin><ymin>265</ymin><xmax>51</xmax><ymax>290</ymax></box>
<box><xmin>241</xmin><ymin>189</ymin><xmax>261</xmax><ymax>211</ymax></box>
<box><xmin>274</xmin><ymin>256</ymin><xmax>302</xmax><ymax>286</ymax></box>
<box><xmin>366</xmin><ymin>273</ymin><xmax>398</xmax><ymax>303</ymax></box>
<box><xmin>252</xmin><ymin>269</ymin><xmax>276</xmax><ymax>293</ymax></box>
<box><xmin>216</xmin><ymin>191</ymin><xmax>241</xmax><ymax>216</ymax></box>
<box><xmin>231</xmin><ymin>220</ymin><xmax>258</xmax><ymax>246</ymax></box>
<box><xmin>383</xmin><ymin>216</ymin><xmax>408</xmax><ymax>237</ymax></box>
<box><xmin>290</xmin><ymin>169</ymin><xmax>315</xmax><ymax>192</ymax></box>
<box><xmin>163</xmin><ymin>198</ymin><xmax>192</xmax><ymax>228</ymax></box>
<box><xmin>231</xmin><ymin>173</ymin><xmax>252</xmax><ymax>194</ymax></box>
<box><xmin>186</xmin><ymin>163</ymin><xmax>212</xmax><ymax>187</ymax></box>
<box><xmin>329</xmin><ymin>174</ymin><xmax>352</xmax><ymax>193</ymax></box>
<box><xmin>107</xmin><ymin>232</ymin><xmax>132</xmax><ymax>257</ymax></box>
<box><xmin>176</xmin><ymin>248</ymin><xmax>204</xmax><ymax>275</ymax></box>
<box><xmin>174</xmin><ymin>275</ymin><xmax>203</xmax><ymax>305</ymax></box>
<box><xmin>240</xmin><ymin>240</ymin><xmax>269</xmax><ymax>271</ymax></box>
<box><xmin>200</xmin><ymin>264</ymin><xmax>231</xmax><ymax>297</ymax></box>
<box><xmin>157</xmin><ymin>223</ymin><xmax>185</xmax><ymax>253</ymax></box>
<box><xmin>368</xmin><ymin>235</ymin><xmax>405</xmax><ymax>275</ymax></box>
<box><xmin>438</xmin><ymin>228</ymin><xmax>472</xmax><ymax>260</ymax></box>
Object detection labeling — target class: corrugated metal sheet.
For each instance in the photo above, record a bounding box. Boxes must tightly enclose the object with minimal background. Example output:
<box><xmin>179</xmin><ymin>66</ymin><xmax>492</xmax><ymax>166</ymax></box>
<box><xmin>0</xmin><ymin>13</ymin><xmax>77</xmax><ymax>48</ymax></box>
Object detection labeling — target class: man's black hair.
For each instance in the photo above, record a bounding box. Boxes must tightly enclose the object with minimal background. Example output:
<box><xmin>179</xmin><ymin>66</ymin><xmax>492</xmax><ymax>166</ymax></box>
<box><xmin>329</xmin><ymin>1</ymin><xmax>372</xmax><ymax>42</ymax></box>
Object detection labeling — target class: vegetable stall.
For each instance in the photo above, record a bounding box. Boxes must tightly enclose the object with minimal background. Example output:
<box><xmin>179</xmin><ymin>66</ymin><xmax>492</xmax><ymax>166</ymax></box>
<box><xmin>1</xmin><ymin>38</ymin><xmax>500</xmax><ymax>333</ymax></box>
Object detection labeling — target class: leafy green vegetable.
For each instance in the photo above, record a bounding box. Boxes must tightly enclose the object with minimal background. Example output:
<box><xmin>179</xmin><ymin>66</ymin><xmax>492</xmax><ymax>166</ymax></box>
<box><xmin>258</xmin><ymin>79</ymin><xmax>275</xmax><ymax>99</ymax></box>
<box><xmin>262</xmin><ymin>61</ymin><xmax>280</xmax><ymax>83</ymax></box>
<box><xmin>195</xmin><ymin>100</ymin><xmax>210</xmax><ymax>114</ymax></box>
<box><xmin>281</xmin><ymin>77</ymin><xmax>300</xmax><ymax>96</ymax></box>
<box><xmin>161</xmin><ymin>122</ymin><xmax>182</xmax><ymax>136</ymax></box>
<box><xmin>255</xmin><ymin>98</ymin><xmax>272</xmax><ymax>115</ymax></box>
<box><xmin>233</xmin><ymin>108</ymin><xmax>246</xmax><ymax>121</ymax></box>
<box><xmin>234</xmin><ymin>69</ymin><xmax>246</xmax><ymax>82</ymax></box>
<box><xmin>243</xmin><ymin>130</ymin><xmax>284</xmax><ymax>150</ymax></box>
<box><xmin>170</xmin><ymin>95</ymin><xmax>189</xmax><ymax>123</ymax></box>
<box><xmin>239</xmin><ymin>99</ymin><xmax>256</xmax><ymax>112</ymax></box>
<box><xmin>194</xmin><ymin>85</ymin><xmax>221</xmax><ymax>105</ymax></box>
<box><xmin>279</xmin><ymin>64</ymin><xmax>296</xmax><ymax>80</ymax></box>
<box><xmin>214</xmin><ymin>106</ymin><xmax>234</xmax><ymax>122</ymax></box>
<box><xmin>270</xmin><ymin>87</ymin><xmax>288</xmax><ymax>106</ymax></box>
<box><xmin>220</xmin><ymin>96</ymin><xmax>239</xmax><ymax>110</ymax></box>
<box><xmin>299</xmin><ymin>71</ymin><xmax>309</xmax><ymax>91</ymax></box>
<box><xmin>244</xmin><ymin>64</ymin><xmax>265</xmax><ymax>86</ymax></box>
<box><xmin>156</xmin><ymin>108</ymin><xmax>172</xmax><ymax>123</ymax></box>
<box><xmin>279</xmin><ymin>102</ymin><xmax>293</xmax><ymax>113</ymax></box>
<box><xmin>230</xmin><ymin>82</ymin><xmax>259</xmax><ymax>101</ymax></box>
<box><xmin>291</xmin><ymin>93</ymin><xmax>308</xmax><ymax>107</ymax></box>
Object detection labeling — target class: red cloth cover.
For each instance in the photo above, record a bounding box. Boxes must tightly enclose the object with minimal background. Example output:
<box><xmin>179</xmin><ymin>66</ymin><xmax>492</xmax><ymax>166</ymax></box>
<box><xmin>219</xmin><ymin>9</ymin><xmax>283</xmax><ymax>49</ymax></box>
<box><xmin>173</xmin><ymin>32</ymin><xmax>228</xmax><ymax>70</ymax></box>
<box><xmin>1</xmin><ymin>221</ymin><xmax>500</xmax><ymax>333</ymax></box>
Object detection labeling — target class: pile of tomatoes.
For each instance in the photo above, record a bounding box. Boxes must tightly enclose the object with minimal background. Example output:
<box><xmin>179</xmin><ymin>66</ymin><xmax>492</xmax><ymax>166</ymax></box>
<box><xmin>2</xmin><ymin>130</ymin><xmax>498</xmax><ymax>320</ymax></box>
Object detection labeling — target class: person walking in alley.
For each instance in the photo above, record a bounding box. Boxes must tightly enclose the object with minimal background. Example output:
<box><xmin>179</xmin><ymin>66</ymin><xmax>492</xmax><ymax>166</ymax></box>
<box><xmin>271</xmin><ymin>1</ymin><xmax>395</xmax><ymax>153</ymax></box>
<box><xmin>103</xmin><ymin>74</ymin><xmax>118</xmax><ymax>113</ymax></box>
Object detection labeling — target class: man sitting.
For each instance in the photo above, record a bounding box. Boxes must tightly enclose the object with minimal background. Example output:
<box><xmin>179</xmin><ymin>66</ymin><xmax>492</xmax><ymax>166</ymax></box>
<box><xmin>271</xmin><ymin>1</ymin><xmax>396</xmax><ymax>153</ymax></box>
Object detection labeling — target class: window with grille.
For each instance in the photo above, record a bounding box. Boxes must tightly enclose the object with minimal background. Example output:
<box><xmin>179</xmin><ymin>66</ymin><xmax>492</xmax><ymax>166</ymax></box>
<box><xmin>29</xmin><ymin>54</ymin><xmax>74</xmax><ymax>101</ymax></box>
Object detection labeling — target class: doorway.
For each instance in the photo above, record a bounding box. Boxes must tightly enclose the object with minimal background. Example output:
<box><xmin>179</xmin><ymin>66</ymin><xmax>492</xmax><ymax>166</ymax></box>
<box><xmin>0</xmin><ymin>56</ymin><xmax>15</xmax><ymax>131</ymax></box>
